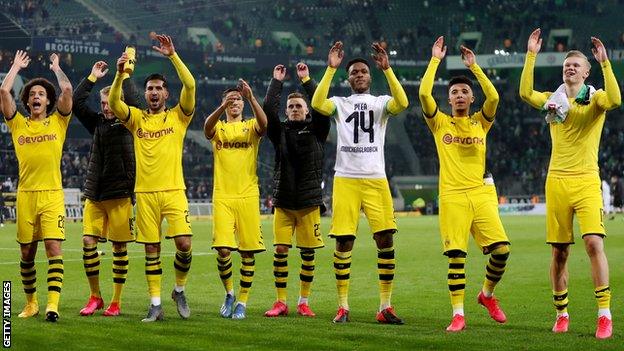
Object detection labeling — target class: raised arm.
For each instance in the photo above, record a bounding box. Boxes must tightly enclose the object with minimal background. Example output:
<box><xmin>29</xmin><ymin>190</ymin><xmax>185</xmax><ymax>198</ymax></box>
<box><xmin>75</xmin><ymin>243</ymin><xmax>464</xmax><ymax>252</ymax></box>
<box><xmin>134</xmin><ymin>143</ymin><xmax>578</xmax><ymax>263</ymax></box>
<box><xmin>0</xmin><ymin>50</ymin><xmax>30</xmax><ymax>118</ymax></box>
<box><xmin>311</xmin><ymin>41</ymin><xmax>343</xmax><ymax>116</ymax></box>
<box><xmin>419</xmin><ymin>36</ymin><xmax>446</xmax><ymax>117</ymax></box>
<box><xmin>240</xmin><ymin>79</ymin><xmax>267</xmax><ymax>135</ymax></box>
<box><xmin>109</xmin><ymin>53</ymin><xmax>131</xmax><ymax>122</ymax></box>
<box><xmin>311</xmin><ymin>67</ymin><xmax>337</xmax><ymax>116</ymax></box>
<box><xmin>519</xmin><ymin>29</ymin><xmax>549</xmax><ymax>109</ymax></box>
<box><xmin>153</xmin><ymin>34</ymin><xmax>195</xmax><ymax>115</ymax></box>
<box><xmin>263</xmin><ymin>65</ymin><xmax>285</xmax><ymax>143</ymax></box>
<box><xmin>461</xmin><ymin>46</ymin><xmax>499</xmax><ymax>119</ymax></box>
<box><xmin>591</xmin><ymin>37</ymin><xmax>622</xmax><ymax>110</ymax></box>
<box><xmin>49</xmin><ymin>53</ymin><xmax>72</xmax><ymax>115</ymax></box>
<box><xmin>73</xmin><ymin>61</ymin><xmax>109</xmax><ymax>133</ymax></box>
<box><xmin>203</xmin><ymin>102</ymin><xmax>226</xmax><ymax>139</ymax></box>
<box><xmin>298</xmin><ymin>62</ymin><xmax>316</xmax><ymax>102</ymax></box>
<box><xmin>298</xmin><ymin>62</ymin><xmax>330</xmax><ymax>140</ymax></box>
<box><xmin>371</xmin><ymin>42</ymin><xmax>408</xmax><ymax>115</ymax></box>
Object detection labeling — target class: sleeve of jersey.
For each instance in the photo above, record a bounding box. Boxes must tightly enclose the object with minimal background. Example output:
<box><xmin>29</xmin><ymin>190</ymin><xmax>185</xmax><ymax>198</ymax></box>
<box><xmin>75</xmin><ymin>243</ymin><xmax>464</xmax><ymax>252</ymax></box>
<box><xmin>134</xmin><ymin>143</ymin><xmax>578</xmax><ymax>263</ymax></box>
<box><xmin>109</xmin><ymin>72</ymin><xmax>132</xmax><ymax>122</ymax></box>
<box><xmin>116</xmin><ymin>106</ymin><xmax>139</xmax><ymax>133</ymax></box>
<box><xmin>170</xmin><ymin>104</ymin><xmax>190</xmax><ymax>129</ymax></box>
<box><xmin>250</xmin><ymin>119</ymin><xmax>262</xmax><ymax>141</ymax></box>
<box><xmin>419</xmin><ymin>57</ymin><xmax>440</xmax><ymax>119</ymax></box>
<box><xmin>469</xmin><ymin>63</ymin><xmax>499</xmax><ymax>121</ymax></box>
<box><xmin>384</xmin><ymin>67</ymin><xmax>409</xmax><ymax>115</ymax></box>
<box><xmin>519</xmin><ymin>52</ymin><xmax>549</xmax><ymax>109</ymax></box>
<box><xmin>423</xmin><ymin>109</ymin><xmax>440</xmax><ymax>132</ymax></box>
<box><xmin>475</xmin><ymin>111</ymin><xmax>493</xmax><ymax>133</ymax></box>
<box><xmin>4</xmin><ymin>110</ymin><xmax>21</xmax><ymax>131</ymax></box>
<box><xmin>55</xmin><ymin>110</ymin><xmax>72</xmax><ymax>130</ymax></box>
<box><xmin>170</xmin><ymin>53</ymin><xmax>195</xmax><ymax>117</ymax></box>
<box><xmin>311</xmin><ymin>66</ymin><xmax>337</xmax><ymax>116</ymax></box>
<box><xmin>596</xmin><ymin>60</ymin><xmax>622</xmax><ymax>111</ymax></box>
<box><xmin>210</xmin><ymin>120</ymin><xmax>221</xmax><ymax>142</ymax></box>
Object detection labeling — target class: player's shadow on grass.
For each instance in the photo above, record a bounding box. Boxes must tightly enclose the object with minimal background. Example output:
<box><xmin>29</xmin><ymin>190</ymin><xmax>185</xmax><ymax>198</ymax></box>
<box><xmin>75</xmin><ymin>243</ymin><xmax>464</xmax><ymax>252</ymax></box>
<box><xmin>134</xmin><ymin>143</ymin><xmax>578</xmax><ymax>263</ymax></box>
<box><xmin>459</xmin><ymin>320</ymin><xmax>553</xmax><ymax>334</ymax></box>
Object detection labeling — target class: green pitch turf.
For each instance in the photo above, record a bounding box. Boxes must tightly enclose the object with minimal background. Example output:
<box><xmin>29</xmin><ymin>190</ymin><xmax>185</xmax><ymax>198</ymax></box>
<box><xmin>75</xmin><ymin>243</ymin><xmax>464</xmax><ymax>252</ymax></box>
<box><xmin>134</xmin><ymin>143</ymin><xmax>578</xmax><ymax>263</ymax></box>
<box><xmin>0</xmin><ymin>215</ymin><xmax>622</xmax><ymax>350</ymax></box>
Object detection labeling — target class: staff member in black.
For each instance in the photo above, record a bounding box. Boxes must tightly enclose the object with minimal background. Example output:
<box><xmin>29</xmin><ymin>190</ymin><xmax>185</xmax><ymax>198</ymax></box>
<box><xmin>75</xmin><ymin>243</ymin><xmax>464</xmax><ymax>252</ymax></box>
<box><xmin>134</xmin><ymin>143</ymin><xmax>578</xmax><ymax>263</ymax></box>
<box><xmin>73</xmin><ymin>60</ymin><xmax>139</xmax><ymax>317</ymax></box>
<box><xmin>262</xmin><ymin>63</ymin><xmax>330</xmax><ymax>318</ymax></box>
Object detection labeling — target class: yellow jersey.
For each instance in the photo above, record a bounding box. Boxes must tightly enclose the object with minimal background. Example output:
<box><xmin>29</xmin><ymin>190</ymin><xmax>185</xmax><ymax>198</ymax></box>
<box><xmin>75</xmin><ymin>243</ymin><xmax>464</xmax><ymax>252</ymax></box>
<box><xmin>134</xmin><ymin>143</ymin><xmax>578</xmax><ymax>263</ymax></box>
<box><xmin>210</xmin><ymin>118</ymin><xmax>261</xmax><ymax>199</ymax></box>
<box><xmin>123</xmin><ymin>104</ymin><xmax>191</xmax><ymax>192</ymax></box>
<box><xmin>5</xmin><ymin>111</ymin><xmax>70</xmax><ymax>191</ymax></box>
<box><xmin>520</xmin><ymin>52</ymin><xmax>621</xmax><ymax>177</ymax></box>
<box><xmin>425</xmin><ymin>110</ymin><xmax>492</xmax><ymax>195</ymax></box>
<box><xmin>547</xmin><ymin>95</ymin><xmax>609</xmax><ymax>176</ymax></box>
<box><xmin>420</xmin><ymin>57</ymin><xmax>500</xmax><ymax>195</ymax></box>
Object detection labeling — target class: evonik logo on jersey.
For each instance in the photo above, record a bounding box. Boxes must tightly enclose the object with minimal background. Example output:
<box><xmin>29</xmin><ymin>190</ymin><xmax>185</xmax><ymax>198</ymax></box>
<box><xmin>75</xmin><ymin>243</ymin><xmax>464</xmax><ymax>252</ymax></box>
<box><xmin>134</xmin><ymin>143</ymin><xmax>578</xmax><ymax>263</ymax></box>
<box><xmin>215</xmin><ymin>141</ymin><xmax>251</xmax><ymax>150</ymax></box>
<box><xmin>442</xmin><ymin>133</ymin><xmax>484</xmax><ymax>145</ymax></box>
<box><xmin>136</xmin><ymin>127</ymin><xmax>174</xmax><ymax>139</ymax></box>
<box><xmin>17</xmin><ymin>134</ymin><xmax>57</xmax><ymax>145</ymax></box>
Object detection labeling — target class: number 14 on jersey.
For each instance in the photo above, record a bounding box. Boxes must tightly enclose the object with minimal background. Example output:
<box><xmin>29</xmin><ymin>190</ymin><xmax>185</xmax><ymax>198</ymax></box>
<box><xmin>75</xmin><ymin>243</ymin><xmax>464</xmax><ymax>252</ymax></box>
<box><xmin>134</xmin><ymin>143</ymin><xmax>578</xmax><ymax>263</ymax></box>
<box><xmin>346</xmin><ymin>110</ymin><xmax>375</xmax><ymax>144</ymax></box>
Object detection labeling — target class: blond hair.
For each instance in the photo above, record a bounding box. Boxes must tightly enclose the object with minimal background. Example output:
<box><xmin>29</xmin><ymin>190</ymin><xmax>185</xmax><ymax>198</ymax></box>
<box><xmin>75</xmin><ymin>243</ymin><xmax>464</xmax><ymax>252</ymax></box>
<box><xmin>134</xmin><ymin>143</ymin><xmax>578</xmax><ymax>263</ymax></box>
<box><xmin>565</xmin><ymin>50</ymin><xmax>591</xmax><ymax>69</ymax></box>
<box><xmin>99</xmin><ymin>85</ymin><xmax>124</xmax><ymax>100</ymax></box>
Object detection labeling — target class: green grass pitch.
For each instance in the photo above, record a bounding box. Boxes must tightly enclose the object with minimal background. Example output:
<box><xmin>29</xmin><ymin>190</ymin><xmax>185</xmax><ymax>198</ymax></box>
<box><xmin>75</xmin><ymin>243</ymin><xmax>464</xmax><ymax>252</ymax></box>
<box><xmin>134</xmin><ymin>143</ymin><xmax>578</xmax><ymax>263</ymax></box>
<box><xmin>0</xmin><ymin>215</ymin><xmax>622</xmax><ymax>350</ymax></box>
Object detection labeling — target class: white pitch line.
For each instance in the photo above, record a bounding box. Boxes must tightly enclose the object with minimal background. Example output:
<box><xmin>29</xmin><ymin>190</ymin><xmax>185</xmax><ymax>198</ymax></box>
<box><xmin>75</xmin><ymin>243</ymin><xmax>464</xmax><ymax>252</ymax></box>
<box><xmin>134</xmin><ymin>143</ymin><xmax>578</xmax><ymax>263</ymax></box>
<box><xmin>0</xmin><ymin>252</ymin><xmax>214</xmax><ymax>266</ymax></box>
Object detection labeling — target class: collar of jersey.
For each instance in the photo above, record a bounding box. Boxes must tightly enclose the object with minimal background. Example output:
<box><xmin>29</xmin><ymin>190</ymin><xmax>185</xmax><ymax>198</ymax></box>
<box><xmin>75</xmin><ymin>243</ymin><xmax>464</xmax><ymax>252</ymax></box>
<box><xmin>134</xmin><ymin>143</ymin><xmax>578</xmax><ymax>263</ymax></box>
<box><xmin>26</xmin><ymin>115</ymin><xmax>49</xmax><ymax>124</ymax></box>
<box><xmin>144</xmin><ymin>106</ymin><xmax>169</xmax><ymax>115</ymax></box>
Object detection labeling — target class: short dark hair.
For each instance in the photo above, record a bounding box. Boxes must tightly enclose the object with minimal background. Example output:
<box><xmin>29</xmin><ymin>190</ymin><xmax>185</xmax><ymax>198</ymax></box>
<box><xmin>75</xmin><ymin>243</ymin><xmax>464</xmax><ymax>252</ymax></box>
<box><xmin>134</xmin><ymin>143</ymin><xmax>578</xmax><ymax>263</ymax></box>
<box><xmin>144</xmin><ymin>73</ymin><xmax>168</xmax><ymax>89</ymax></box>
<box><xmin>20</xmin><ymin>78</ymin><xmax>56</xmax><ymax>114</ymax></box>
<box><xmin>448</xmin><ymin>75</ymin><xmax>473</xmax><ymax>90</ymax></box>
<box><xmin>221</xmin><ymin>88</ymin><xmax>240</xmax><ymax>99</ymax></box>
<box><xmin>345</xmin><ymin>58</ymin><xmax>370</xmax><ymax>72</ymax></box>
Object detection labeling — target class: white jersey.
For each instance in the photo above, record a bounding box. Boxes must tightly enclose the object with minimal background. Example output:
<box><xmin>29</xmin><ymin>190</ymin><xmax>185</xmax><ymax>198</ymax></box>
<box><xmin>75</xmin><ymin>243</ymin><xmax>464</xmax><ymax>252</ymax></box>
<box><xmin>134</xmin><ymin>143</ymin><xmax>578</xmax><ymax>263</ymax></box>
<box><xmin>330</xmin><ymin>94</ymin><xmax>392</xmax><ymax>178</ymax></box>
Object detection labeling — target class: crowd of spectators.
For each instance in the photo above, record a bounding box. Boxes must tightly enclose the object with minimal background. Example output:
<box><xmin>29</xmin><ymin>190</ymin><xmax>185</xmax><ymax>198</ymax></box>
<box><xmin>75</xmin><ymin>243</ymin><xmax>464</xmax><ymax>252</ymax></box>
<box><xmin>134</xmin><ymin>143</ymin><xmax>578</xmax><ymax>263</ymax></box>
<box><xmin>0</xmin><ymin>0</ymin><xmax>114</xmax><ymax>41</ymax></box>
<box><xmin>3</xmin><ymin>1</ymin><xmax>624</xmax><ymax>60</ymax></box>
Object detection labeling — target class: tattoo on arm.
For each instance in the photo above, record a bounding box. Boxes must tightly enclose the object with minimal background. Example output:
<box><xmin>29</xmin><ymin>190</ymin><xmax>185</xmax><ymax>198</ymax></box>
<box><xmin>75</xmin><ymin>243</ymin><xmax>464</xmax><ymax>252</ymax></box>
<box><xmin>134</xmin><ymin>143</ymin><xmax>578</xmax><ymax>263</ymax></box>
<box><xmin>55</xmin><ymin>69</ymin><xmax>71</xmax><ymax>88</ymax></box>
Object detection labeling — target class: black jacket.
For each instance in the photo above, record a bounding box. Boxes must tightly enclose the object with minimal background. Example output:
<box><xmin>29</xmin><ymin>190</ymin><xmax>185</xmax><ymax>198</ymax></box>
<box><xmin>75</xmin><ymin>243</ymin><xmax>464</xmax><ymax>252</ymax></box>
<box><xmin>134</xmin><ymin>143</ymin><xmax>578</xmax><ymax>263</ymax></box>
<box><xmin>72</xmin><ymin>77</ymin><xmax>139</xmax><ymax>201</ymax></box>
<box><xmin>263</xmin><ymin>78</ymin><xmax>330</xmax><ymax>210</ymax></box>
